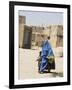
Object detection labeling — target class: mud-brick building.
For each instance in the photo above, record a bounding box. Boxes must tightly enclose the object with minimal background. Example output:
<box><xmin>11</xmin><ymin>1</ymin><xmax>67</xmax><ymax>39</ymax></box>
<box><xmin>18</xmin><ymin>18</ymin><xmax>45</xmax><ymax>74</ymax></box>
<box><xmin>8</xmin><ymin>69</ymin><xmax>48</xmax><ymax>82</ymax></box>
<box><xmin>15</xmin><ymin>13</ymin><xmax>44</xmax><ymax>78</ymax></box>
<box><xmin>19</xmin><ymin>16</ymin><xmax>32</xmax><ymax>49</ymax></box>
<box><xmin>31</xmin><ymin>26</ymin><xmax>45</xmax><ymax>47</ymax></box>
<box><xmin>19</xmin><ymin>16</ymin><xmax>63</xmax><ymax>49</ymax></box>
<box><xmin>31</xmin><ymin>25</ymin><xmax>63</xmax><ymax>48</ymax></box>
<box><xmin>48</xmin><ymin>25</ymin><xmax>63</xmax><ymax>47</ymax></box>
<box><xmin>19</xmin><ymin>16</ymin><xmax>26</xmax><ymax>48</ymax></box>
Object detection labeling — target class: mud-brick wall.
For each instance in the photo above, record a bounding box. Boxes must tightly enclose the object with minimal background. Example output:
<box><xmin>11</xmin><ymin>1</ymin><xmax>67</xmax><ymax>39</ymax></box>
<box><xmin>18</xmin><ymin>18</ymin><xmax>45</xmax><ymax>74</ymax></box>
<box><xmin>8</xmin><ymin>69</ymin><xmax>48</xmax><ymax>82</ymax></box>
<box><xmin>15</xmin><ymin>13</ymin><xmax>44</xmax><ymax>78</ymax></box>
<box><xmin>50</xmin><ymin>25</ymin><xmax>63</xmax><ymax>47</ymax></box>
<box><xmin>19</xmin><ymin>16</ymin><xmax>26</xmax><ymax>48</ymax></box>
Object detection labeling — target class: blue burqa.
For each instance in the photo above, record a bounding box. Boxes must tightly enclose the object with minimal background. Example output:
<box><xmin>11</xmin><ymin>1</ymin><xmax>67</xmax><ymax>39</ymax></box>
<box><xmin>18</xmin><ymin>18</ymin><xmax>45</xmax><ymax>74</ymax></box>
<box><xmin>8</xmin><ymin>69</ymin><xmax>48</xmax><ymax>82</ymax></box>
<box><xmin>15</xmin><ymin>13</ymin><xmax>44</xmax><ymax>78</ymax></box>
<box><xmin>40</xmin><ymin>40</ymin><xmax>54</xmax><ymax>72</ymax></box>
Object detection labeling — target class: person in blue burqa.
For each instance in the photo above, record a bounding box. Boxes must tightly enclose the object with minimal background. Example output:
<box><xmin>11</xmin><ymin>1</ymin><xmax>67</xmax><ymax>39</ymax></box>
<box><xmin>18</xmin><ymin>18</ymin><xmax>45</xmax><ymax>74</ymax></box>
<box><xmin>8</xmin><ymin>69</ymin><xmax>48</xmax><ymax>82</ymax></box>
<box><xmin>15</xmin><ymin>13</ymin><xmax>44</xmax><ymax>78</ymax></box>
<box><xmin>39</xmin><ymin>36</ymin><xmax>55</xmax><ymax>73</ymax></box>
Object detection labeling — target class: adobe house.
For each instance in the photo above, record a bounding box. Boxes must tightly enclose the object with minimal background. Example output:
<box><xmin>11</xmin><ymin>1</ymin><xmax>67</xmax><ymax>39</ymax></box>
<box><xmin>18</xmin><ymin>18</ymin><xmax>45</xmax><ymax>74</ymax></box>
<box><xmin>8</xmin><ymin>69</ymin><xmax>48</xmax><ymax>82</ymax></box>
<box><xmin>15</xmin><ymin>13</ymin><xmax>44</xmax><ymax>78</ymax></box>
<box><xmin>19</xmin><ymin>16</ymin><xmax>63</xmax><ymax>49</ymax></box>
<box><xmin>49</xmin><ymin>25</ymin><xmax>63</xmax><ymax>47</ymax></box>
<box><xmin>19</xmin><ymin>16</ymin><xmax>26</xmax><ymax>48</ymax></box>
<box><xmin>19</xmin><ymin>16</ymin><xmax>32</xmax><ymax>49</ymax></box>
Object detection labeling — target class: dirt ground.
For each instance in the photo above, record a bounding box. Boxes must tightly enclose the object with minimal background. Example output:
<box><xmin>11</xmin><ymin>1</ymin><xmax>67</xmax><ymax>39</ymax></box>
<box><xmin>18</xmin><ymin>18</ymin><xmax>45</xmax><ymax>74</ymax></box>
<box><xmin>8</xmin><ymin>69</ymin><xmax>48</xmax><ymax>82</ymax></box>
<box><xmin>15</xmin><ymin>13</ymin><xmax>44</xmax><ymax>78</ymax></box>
<box><xmin>18</xmin><ymin>48</ymin><xmax>63</xmax><ymax>80</ymax></box>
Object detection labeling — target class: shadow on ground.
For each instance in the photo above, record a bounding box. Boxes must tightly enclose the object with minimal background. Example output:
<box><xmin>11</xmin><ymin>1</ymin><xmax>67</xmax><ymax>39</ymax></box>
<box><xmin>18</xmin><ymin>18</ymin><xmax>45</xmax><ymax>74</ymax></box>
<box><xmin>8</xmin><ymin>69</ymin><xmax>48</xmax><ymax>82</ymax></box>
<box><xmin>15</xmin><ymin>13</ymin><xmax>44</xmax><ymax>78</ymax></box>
<box><xmin>52</xmin><ymin>72</ymin><xmax>63</xmax><ymax>77</ymax></box>
<box><xmin>39</xmin><ymin>71</ymin><xmax>63</xmax><ymax>77</ymax></box>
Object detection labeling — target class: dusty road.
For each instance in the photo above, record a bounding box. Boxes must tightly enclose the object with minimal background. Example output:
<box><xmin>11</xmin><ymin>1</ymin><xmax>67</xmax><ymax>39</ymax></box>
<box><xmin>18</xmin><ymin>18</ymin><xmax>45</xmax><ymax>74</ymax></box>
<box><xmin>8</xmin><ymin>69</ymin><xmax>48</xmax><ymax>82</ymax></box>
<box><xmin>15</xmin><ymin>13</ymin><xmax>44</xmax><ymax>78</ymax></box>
<box><xmin>19</xmin><ymin>48</ymin><xmax>63</xmax><ymax>80</ymax></box>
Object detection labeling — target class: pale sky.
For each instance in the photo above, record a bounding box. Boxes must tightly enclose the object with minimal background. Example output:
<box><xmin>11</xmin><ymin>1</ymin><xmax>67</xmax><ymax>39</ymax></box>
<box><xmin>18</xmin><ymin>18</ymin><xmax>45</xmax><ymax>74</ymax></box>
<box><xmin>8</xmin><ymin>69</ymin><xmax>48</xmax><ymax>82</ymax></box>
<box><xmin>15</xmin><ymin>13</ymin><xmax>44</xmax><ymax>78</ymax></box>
<box><xmin>19</xmin><ymin>10</ymin><xmax>63</xmax><ymax>26</ymax></box>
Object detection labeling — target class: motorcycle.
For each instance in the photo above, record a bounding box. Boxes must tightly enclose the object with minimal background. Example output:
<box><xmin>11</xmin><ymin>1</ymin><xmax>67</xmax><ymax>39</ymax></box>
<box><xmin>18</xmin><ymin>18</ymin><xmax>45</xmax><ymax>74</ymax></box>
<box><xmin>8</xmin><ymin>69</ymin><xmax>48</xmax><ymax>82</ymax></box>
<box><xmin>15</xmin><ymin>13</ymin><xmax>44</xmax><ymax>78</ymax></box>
<box><xmin>37</xmin><ymin>51</ymin><xmax>55</xmax><ymax>73</ymax></box>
